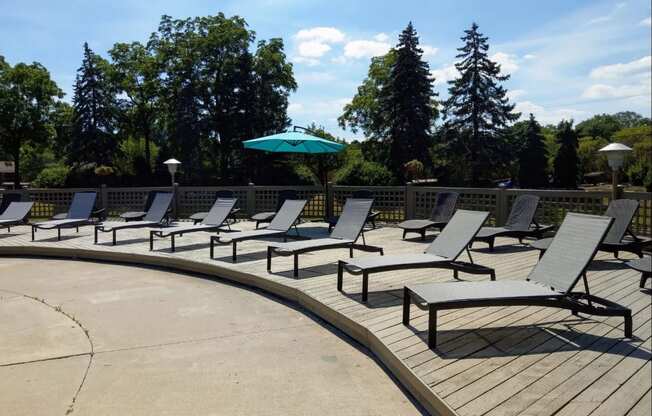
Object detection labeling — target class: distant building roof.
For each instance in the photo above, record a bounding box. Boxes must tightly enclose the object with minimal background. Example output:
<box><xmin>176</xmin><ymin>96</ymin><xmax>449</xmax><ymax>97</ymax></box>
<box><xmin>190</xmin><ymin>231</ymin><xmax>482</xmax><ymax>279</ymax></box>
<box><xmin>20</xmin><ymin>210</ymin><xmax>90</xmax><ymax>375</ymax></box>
<box><xmin>0</xmin><ymin>161</ymin><xmax>15</xmax><ymax>174</ymax></box>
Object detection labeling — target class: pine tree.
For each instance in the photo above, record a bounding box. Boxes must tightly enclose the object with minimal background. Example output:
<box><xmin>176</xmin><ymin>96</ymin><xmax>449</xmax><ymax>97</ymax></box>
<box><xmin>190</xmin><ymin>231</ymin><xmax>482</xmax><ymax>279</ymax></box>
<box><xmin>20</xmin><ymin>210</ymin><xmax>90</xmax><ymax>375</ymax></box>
<box><xmin>442</xmin><ymin>22</ymin><xmax>520</xmax><ymax>185</ymax></box>
<box><xmin>553</xmin><ymin>120</ymin><xmax>580</xmax><ymax>189</ymax></box>
<box><xmin>518</xmin><ymin>114</ymin><xmax>548</xmax><ymax>188</ymax></box>
<box><xmin>379</xmin><ymin>22</ymin><xmax>437</xmax><ymax>182</ymax></box>
<box><xmin>70</xmin><ymin>42</ymin><xmax>119</xmax><ymax>167</ymax></box>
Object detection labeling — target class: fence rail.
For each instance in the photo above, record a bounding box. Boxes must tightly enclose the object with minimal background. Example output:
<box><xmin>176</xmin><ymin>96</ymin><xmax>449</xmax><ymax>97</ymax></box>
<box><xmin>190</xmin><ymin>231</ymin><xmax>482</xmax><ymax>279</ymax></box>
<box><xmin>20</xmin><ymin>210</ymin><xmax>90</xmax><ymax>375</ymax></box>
<box><xmin>1</xmin><ymin>185</ymin><xmax>650</xmax><ymax>237</ymax></box>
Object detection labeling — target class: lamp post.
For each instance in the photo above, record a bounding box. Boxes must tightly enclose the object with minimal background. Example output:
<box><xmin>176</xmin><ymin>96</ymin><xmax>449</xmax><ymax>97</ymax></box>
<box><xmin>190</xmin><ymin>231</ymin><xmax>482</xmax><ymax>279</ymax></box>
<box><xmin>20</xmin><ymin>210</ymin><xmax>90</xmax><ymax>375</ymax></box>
<box><xmin>163</xmin><ymin>158</ymin><xmax>181</xmax><ymax>186</ymax></box>
<box><xmin>599</xmin><ymin>143</ymin><xmax>632</xmax><ymax>200</ymax></box>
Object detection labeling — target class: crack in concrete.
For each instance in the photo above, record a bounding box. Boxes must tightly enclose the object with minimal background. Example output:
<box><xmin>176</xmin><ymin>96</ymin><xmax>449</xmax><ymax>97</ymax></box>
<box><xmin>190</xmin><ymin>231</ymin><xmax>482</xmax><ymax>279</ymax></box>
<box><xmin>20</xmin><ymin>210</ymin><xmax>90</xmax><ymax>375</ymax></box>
<box><xmin>0</xmin><ymin>352</ymin><xmax>91</xmax><ymax>368</ymax></box>
<box><xmin>0</xmin><ymin>289</ymin><xmax>94</xmax><ymax>416</ymax></box>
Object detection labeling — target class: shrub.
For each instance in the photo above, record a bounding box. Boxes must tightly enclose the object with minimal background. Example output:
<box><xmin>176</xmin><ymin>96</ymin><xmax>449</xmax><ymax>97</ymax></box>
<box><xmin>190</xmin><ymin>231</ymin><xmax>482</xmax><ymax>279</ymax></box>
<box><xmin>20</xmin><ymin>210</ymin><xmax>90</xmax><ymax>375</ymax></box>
<box><xmin>32</xmin><ymin>164</ymin><xmax>70</xmax><ymax>188</ymax></box>
<box><xmin>334</xmin><ymin>160</ymin><xmax>395</xmax><ymax>186</ymax></box>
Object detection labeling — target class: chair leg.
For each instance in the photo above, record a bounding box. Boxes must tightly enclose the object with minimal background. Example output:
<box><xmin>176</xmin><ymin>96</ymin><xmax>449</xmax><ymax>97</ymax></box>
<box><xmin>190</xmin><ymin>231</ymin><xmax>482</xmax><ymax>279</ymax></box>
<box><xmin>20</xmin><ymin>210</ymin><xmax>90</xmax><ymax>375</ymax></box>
<box><xmin>293</xmin><ymin>254</ymin><xmax>299</xmax><ymax>278</ymax></box>
<box><xmin>232</xmin><ymin>241</ymin><xmax>237</xmax><ymax>262</ymax></box>
<box><xmin>402</xmin><ymin>229</ymin><xmax>406</xmax><ymax>240</ymax></box>
<box><xmin>421</xmin><ymin>229</ymin><xmax>425</xmax><ymax>241</ymax></box>
<box><xmin>337</xmin><ymin>261</ymin><xmax>344</xmax><ymax>292</ymax></box>
<box><xmin>94</xmin><ymin>227</ymin><xmax>98</xmax><ymax>244</ymax></box>
<box><xmin>171</xmin><ymin>234</ymin><xmax>175</xmax><ymax>253</ymax></box>
<box><xmin>31</xmin><ymin>226</ymin><xmax>35</xmax><ymax>241</ymax></box>
<box><xmin>57</xmin><ymin>228</ymin><xmax>61</xmax><ymax>241</ymax></box>
<box><xmin>112</xmin><ymin>230</ymin><xmax>116</xmax><ymax>246</ymax></box>
<box><xmin>488</xmin><ymin>238</ymin><xmax>494</xmax><ymax>251</ymax></box>
<box><xmin>362</xmin><ymin>272</ymin><xmax>369</xmax><ymax>302</ymax></box>
<box><xmin>402</xmin><ymin>288</ymin><xmax>411</xmax><ymax>325</ymax></box>
<box><xmin>640</xmin><ymin>272</ymin><xmax>651</xmax><ymax>289</ymax></box>
<box><xmin>267</xmin><ymin>247</ymin><xmax>272</xmax><ymax>271</ymax></box>
<box><xmin>349</xmin><ymin>247</ymin><xmax>354</xmax><ymax>258</ymax></box>
<box><xmin>210</xmin><ymin>238</ymin><xmax>215</xmax><ymax>259</ymax></box>
<box><xmin>149</xmin><ymin>232</ymin><xmax>154</xmax><ymax>251</ymax></box>
<box><xmin>428</xmin><ymin>307</ymin><xmax>438</xmax><ymax>348</ymax></box>
<box><xmin>624</xmin><ymin>309</ymin><xmax>633</xmax><ymax>338</ymax></box>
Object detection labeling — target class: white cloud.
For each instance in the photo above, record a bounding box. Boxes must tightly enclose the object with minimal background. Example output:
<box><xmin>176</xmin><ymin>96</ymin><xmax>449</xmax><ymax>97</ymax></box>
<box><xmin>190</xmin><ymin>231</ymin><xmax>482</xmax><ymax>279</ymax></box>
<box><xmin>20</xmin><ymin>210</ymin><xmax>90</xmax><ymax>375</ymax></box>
<box><xmin>641</xmin><ymin>17</ymin><xmax>651</xmax><ymax>26</ymax></box>
<box><xmin>297</xmin><ymin>41</ymin><xmax>331</xmax><ymax>58</ymax></box>
<box><xmin>421</xmin><ymin>45</ymin><xmax>439</xmax><ymax>57</ymax></box>
<box><xmin>581</xmin><ymin>80</ymin><xmax>651</xmax><ymax>99</ymax></box>
<box><xmin>295</xmin><ymin>27</ymin><xmax>345</xmax><ymax>43</ymax></box>
<box><xmin>343</xmin><ymin>40</ymin><xmax>391</xmax><ymax>59</ymax></box>
<box><xmin>507</xmin><ymin>89</ymin><xmax>527</xmax><ymax>100</ymax></box>
<box><xmin>523</xmin><ymin>54</ymin><xmax>537</xmax><ymax>60</ymax></box>
<box><xmin>430</xmin><ymin>64</ymin><xmax>459</xmax><ymax>85</ymax></box>
<box><xmin>589</xmin><ymin>55</ymin><xmax>651</xmax><ymax>79</ymax></box>
<box><xmin>514</xmin><ymin>100</ymin><xmax>589</xmax><ymax>124</ymax></box>
<box><xmin>288</xmin><ymin>98</ymin><xmax>351</xmax><ymax>118</ymax></box>
<box><xmin>292</xmin><ymin>56</ymin><xmax>320</xmax><ymax>66</ymax></box>
<box><xmin>296</xmin><ymin>71</ymin><xmax>336</xmax><ymax>83</ymax></box>
<box><xmin>491</xmin><ymin>52</ymin><xmax>520</xmax><ymax>74</ymax></box>
<box><xmin>373</xmin><ymin>33</ymin><xmax>389</xmax><ymax>42</ymax></box>
<box><xmin>586</xmin><ymin>16</ymin><xmax>612</xmax><ymax>25</ymax></box>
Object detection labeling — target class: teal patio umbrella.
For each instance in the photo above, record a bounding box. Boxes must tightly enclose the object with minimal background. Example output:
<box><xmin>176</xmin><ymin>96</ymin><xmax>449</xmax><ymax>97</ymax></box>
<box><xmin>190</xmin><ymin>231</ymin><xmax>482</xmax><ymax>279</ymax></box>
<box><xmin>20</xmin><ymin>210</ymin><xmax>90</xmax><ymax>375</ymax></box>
<box><xmin>242</xmin><ymin>126</ymin><xmax>345</xmax><ymax>154</ymax></box>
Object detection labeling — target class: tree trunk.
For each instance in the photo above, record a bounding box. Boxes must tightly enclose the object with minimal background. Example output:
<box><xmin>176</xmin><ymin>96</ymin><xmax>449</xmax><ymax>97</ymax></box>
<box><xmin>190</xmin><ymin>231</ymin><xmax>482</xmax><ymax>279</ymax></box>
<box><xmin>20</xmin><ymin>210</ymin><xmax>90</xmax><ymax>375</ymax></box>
<box><xmin>12</xmin><ymin>145</ymin><xmax>21</xmax><ymax>189</ymax></box>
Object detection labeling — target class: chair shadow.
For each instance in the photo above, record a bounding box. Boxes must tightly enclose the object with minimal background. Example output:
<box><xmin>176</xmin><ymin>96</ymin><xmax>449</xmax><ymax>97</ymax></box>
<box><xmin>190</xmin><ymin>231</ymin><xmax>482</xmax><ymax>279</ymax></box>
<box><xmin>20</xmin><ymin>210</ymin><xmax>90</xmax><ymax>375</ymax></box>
<box><xmin>32</xmin><ymin>234</ymin><xmax>83</xmax><ymax>242</ymax></box>
<box><xmin>471</xmin><ymin>244</ymin><xmax>534</xmax><ymax>254</ymax></box>
<box><xmin>405</xmin><ymin>320</ymin><xmax>648</xmax><ymax>360</ymax></box>
<box><xmin>0</xmin><ymin>232</ymin><xmax>23</xmax><ymax>238</ymax></box>
<box><xmin>339</xmin><ymin>288</ymin><xmax>405</xmax><ymax>308</ymax></box>
<box><xmin>588</xmin><ymin>259</ymin><xmax>629</xmax><ymax>271</ymax></box>
<box><xmin>154</xmin><ymin>242</ymin><xmax>211</xmax><ymax>253</ymax></box>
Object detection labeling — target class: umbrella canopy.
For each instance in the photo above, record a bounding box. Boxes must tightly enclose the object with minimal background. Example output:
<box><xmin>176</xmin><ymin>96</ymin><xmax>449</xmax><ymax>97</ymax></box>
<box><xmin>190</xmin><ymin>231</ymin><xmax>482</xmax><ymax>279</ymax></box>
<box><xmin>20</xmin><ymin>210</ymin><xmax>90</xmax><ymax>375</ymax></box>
<box><xmin>243</xmin><ymin>131</ymin><xmax>344</xmax><ymax>154</ymax></box>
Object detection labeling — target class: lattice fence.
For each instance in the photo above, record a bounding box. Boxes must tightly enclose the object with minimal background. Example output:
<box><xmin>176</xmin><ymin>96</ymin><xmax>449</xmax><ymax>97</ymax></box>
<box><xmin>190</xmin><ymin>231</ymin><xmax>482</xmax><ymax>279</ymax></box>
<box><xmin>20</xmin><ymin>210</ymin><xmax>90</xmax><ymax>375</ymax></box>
<box><xmin>411</xmin><ymin>187</ymin><xmax>500</xmax><ymax>226</ymax></box>
<box><xmin>253</xmin><ymin>186</ymin><xmax>325</xmax><ymax>219</ymax></box>
<box><xmin>105</xmin><ymin>187</ymin><xmax>170</xmax><ymax>217</ymax></box>
<box><xmin>330</xmin><ymin>186</ymin><xmax>406</xmax><ymax>221</ymax></box>
<box><xmin>17</xmin><ymin>188</ymin><xmax>100</xmax><ymax>218</ymax></box>
<box><xmin>624</xmin><ymin>192</ymin><xmax>652</xmax><ymax>237</ymax></box>
<box><xmin>506</xmin><ymin>190</ymin><xmax>610</xmax><ymax>227</ymax></box>
<box><xmin>177</xmin><ymin>187</ymin><xmax>249</xmax><ymax>218</ymax></box>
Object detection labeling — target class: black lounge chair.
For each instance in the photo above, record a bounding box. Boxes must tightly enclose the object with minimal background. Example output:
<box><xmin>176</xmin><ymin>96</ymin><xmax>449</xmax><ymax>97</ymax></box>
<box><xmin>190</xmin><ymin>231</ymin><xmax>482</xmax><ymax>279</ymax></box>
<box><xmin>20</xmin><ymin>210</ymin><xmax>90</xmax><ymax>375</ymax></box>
<box><xmin>120</xmin><ymin>190</ymin><xmax>171</xmax><ymax>223</ymax></box>
<box><xmin>403</xmin><ymin>212</ymin><xmax>632</xmax><ymax>348</ymax></box>
<box><xmin>190</xmin><ymin>190</ymin><xmax>241</xmax><ymax>227</ymax></box>
<box><xmin>338</xmin><ymin>209</ymin><xmax>494</xmax><ymax>302</ymax></box>
<box><xmin>0</xmin><ymin>192</ymin><xmax>22</xmax><ymax>216</ymax></box>
<box><xmin>150</xmin><ymin>198</ymin><xmax>237</xmax><ymax>252</ymax></box>
<box><xmin>327</xmin><ymin>190</ymin><xmax>381</xmax><ymax>231</ymax></box>
<box><xmin>530</xmin><ymin>199</ymin><xmax>650</xmax><ymax>259</ymax></box>
<box><xmin>268</xmin><ymin>198</ymin><xmax>383</xmax><ymax>278</ymax></box>
<box><xmin>398</xmin><ymin>192</ymin><xmax>459</xmax><ymax>240</ymax></box>
<box><xmin>31</xmin><ymin>192</ymin><xmax>98</xmax><ymax>241</ymax></box>
<box><xmin>210</xmin><ymin>199</ymin><xmax>308</xmax><ymax>262</ymax></box>
<box><xmin>626</xmin><ymin>256</ymin><xmax>651</xmax><ymax>288</ymax></box>
<box><xmin>472</xmin><ymin>194</ymin><xmax>553</xmax><ymax>251</ymax></box>
<box><xmin>0</xmin><ymin>202</ymin><xmax>34</xmax><ymax>232</ymax></box>
<box><xmin>251</xmin><ymin>190</ymin><xmax>299</xmax><ymax>229</ymax></box>
<box><xmin>94</xmin><ymin>192</ymin><xmax>173</xmax><ymax>245</ymax></box>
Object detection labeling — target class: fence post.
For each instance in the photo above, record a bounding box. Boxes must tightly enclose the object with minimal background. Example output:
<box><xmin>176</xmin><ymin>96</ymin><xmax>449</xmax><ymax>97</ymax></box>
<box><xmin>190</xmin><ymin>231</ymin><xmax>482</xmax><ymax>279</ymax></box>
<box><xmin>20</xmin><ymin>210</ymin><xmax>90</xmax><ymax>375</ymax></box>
<box><xmin>326</xmin><ymin>182</ymin><xmax>334</xmax><ymax>219</ymax></box>
<box><xmin>246</xmin><ymin>183</ymin><xmax>256</xmax><ymax>217</ymax></box>
<box><xmin>100</xmin><ymin>184</ymin><xmax>108</xmax><ymax>212</ymax></box>
<box><xmin>405</xmin><ymin>182</ymin><xmax>416</xmax><ymax>220</ymax></box>
<box><xmin>172</xmin><ymin>183</ymin><xmax>179</xmax><ymax>219</ymax></box>
<box><xmin>495</xmin><ymin>189</ymin><xmax>509</xmax><ymax>226</ymax></box>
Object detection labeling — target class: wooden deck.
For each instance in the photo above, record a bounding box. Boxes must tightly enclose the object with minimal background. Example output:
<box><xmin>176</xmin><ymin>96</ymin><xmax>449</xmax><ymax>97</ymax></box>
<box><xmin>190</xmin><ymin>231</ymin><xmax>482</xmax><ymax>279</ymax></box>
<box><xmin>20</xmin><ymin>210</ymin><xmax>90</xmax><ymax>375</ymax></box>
<box><xmin>1</xmin><ymin>220</ymin><xmax>650</xmax><ymax>416</ymax></box>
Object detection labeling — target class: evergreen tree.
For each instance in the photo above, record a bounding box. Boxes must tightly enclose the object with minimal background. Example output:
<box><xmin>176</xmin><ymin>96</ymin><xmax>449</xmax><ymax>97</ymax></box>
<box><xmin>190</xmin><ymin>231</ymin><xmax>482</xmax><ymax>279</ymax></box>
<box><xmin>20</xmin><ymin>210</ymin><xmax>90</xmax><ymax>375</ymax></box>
<box><xmin>70</xmin><ymin>43</ymin><xmax>119</xmax><ymax>167</ymax></box>
<box><xmin>379</xmin><ymin>23</ymin><xmax>437</xmax><ymax>181</ymax></box>
<box><xmin>442</xmin><ymin>22</ymin><xmax>520</xmax><ymax>185</ymax></box>
<box><xmin>553</xmin><ymin>120</ymin><xmax>579</xmax><ymax>189</ymax></box>
<box><xmin>517</xmin><ymin>114</ymin><xmax>548</xmax><ymax>188</ymax></box>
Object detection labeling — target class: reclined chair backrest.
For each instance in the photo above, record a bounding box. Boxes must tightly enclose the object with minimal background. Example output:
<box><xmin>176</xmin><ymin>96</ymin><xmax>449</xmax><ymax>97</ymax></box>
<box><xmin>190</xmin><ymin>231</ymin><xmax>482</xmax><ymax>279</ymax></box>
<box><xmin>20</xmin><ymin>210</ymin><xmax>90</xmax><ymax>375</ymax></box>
<box><xmin>330</xmin><ymin>198</ymin><xmax>374</xmax><ymax>241</ymax></box>
<box><xmin>426</xmin><ymin>209</ymin><xmax>489</xmax><ymax>259</ymax></box>
<box><xmin>0</xmin><ymin>201</ymin><xmax>33</xmax><ymax>221</ymax></box>
<box><xmin>268</xmin><ymin>199</ymin><xmax>308</xmax><ymax>232</ymax></box>
<box><xmin>67</xmin><ymin>192</ymin><xmax>97</xmax><ymax>220</ymax></box>
<box><xmin>143</xmin><ymin>192</ymin><xmax>173</xmax><ymax>223</ymax></box>
<box><xmin>431</xmin><ymin>192</ymin><xmax>459</xmax><ymax>223</ymax></box>
<box><xmin>202</xmin><ymin>198</ymin><xmax>237</xmax><ymax>225</ymax></box>
<box><xmin>0</xmin><ymin>193</ymin><xmax>22</xmax><ymax>215</ymax></box>
<box><xmin>276</xmin><ymin>190</ymin><xmax>299</xmax><ymax>211</ymax></box>
<box><xmin>602</xmin><ymin>199</ymin><xmax>639</xmax><ymax>244</ymax></box>
<box><xmin>528</xmin><ymin>213</ymin><xmax>613</xmax><ymax>294</ymax></box>
<box><xmin>505</xmin><ymin>194</ymin><xmax>540</xmax><ymax>231</ymax></box>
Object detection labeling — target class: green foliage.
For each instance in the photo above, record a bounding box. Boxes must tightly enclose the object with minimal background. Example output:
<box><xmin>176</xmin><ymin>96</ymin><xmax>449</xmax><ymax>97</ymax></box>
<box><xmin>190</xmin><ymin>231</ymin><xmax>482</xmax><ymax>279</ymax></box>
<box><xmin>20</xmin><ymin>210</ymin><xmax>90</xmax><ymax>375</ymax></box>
<box><xmin>114</xmin><ymin>136</ymin><xmax>160</xmax><ymax>177</ymax></box>
<box><xmin>0</xmin><ymin>56</ymin><xmax>63</xmax><ymax>187</ymax></box>
<box><xmin>576</xmin><ymin>112</ymin><xmax>651</xmax><ymax>140</ymax></box>
<box><xmin>333</xmin><ymin>144</ymin><xmax>395</xmax><ymax>186</ymax></box>
<box><xmin>578</xmin><ymin>137</ymin><xmax>609</xmax><ymax>175</ymax></box>
<box><xmin>553</xmin><ymin>120</ymin><xmax>580</xmax><ymax>189</ymax></box>
<box><xmin>379</xmin><ymin>23</ymin><xmax>437</xmax><ymax>181</ymax></box>
<box><xmin>70</xmin><ymin>43</ymin><xmax>119</xmax><ymax>167</ymax></box>
<box><xmin>625</xmin><ymin>137</ymin><xmax>652</xmax><ymax>189</ymax></box>
<box><xmin>20</xmin><ymin>144</ymin><xmax>56</xmax><ymax>182</ymax></box>
<box><xmin>32</xmin><ymin>164</ymin><xmax>70</xmax><ymax>188</ymax></box>
<box><xmin>442</xmin><ymin>23</ymin><xmax>520</xmax><ymax>185</ymax></box>
<box><xmin>516</xmin><ymin>114</ymin><xmax>548</xmax><ymax>188</ymax></box>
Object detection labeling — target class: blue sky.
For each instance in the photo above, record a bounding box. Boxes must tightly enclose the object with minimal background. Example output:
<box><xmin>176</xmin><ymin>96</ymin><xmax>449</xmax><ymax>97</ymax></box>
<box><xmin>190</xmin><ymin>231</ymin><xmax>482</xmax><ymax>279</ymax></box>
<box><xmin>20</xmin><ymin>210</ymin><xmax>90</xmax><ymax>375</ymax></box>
<box><xmin>1</xmin><ymin>0</ymin><xmax>650</xmax><ymax>139</ymax></box>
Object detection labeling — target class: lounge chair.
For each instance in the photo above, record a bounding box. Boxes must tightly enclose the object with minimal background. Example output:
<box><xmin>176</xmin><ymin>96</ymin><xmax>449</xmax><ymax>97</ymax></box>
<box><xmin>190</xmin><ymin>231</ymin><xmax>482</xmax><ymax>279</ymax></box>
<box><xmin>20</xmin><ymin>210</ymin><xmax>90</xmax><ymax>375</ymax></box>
<box><xmin>0</xmin><ymin>192</ymin><xmax>22</xmax><ymax>216</ymax></box>
<box><xmin>398</xmin><ymin>192</ymin><xmax>459</xmax><ymax>240</ymax></box>
<box><xmin>530</xmin><ymin>199</ymin><xmax>650</xmax><ymax>259</ymax></box>
<box><xmin>403</xmin><ymin>212</ymin><xmax>632</xmax><ymax>348</ymax></box>
<box><xmin>120</xmin><ymin>190</ymin><xmax>171</xmax><ymax>222</ymax></box>
<box><xmin>338</xmin><ymin>209</ymin><xmax>494</xmax><ymax>302</ymax></box>
<box><xmin>210</xmin><ymin>199</ymin><xmax>307</xmax><ymax>262</ymax></box>
<box><xmin>190</xmin><ymin>190</ymin><xmax>241</xmax><ymax>227</ymax></box>
<box><xmin>0</xmin><ymin>202</ymin><xmax>34</xmax><ymax>232</ymax></box>
<box><xmin>626</xmin><ymin>256</ymin><xmax>651</xmax><ymax>288</ymax></box>
<box><xmin>268</xmin><ymin>198</ymin><xmax>383</xmax><ymax>278</ymax></box>
<box><xmin>31</xmin><ymin>191</ymin><xmax>98</xmax><ymax>241</ymax></box>
<box><xmin>472</xmin><ymin>194</ymin><xmax>553</xmax><ymax>251</ymax></box>
<box><xmin>150</xmin><ymin>197</ymin><xmax>237</xmax><ymax>252</ymax></box>
<box><xmin>94</xmin><ymin>192</ymin><xmax>173</xmax><ymax>245</ymax></box>
<box><xmin>327</xmin><ymin>190</ymin><xmax>381</xmax><ymax>231</ymax></box>
<box><xmin>251</xmin><ymin>189</ymin><xmax>298</xmax><ymax>229</ymax></box>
